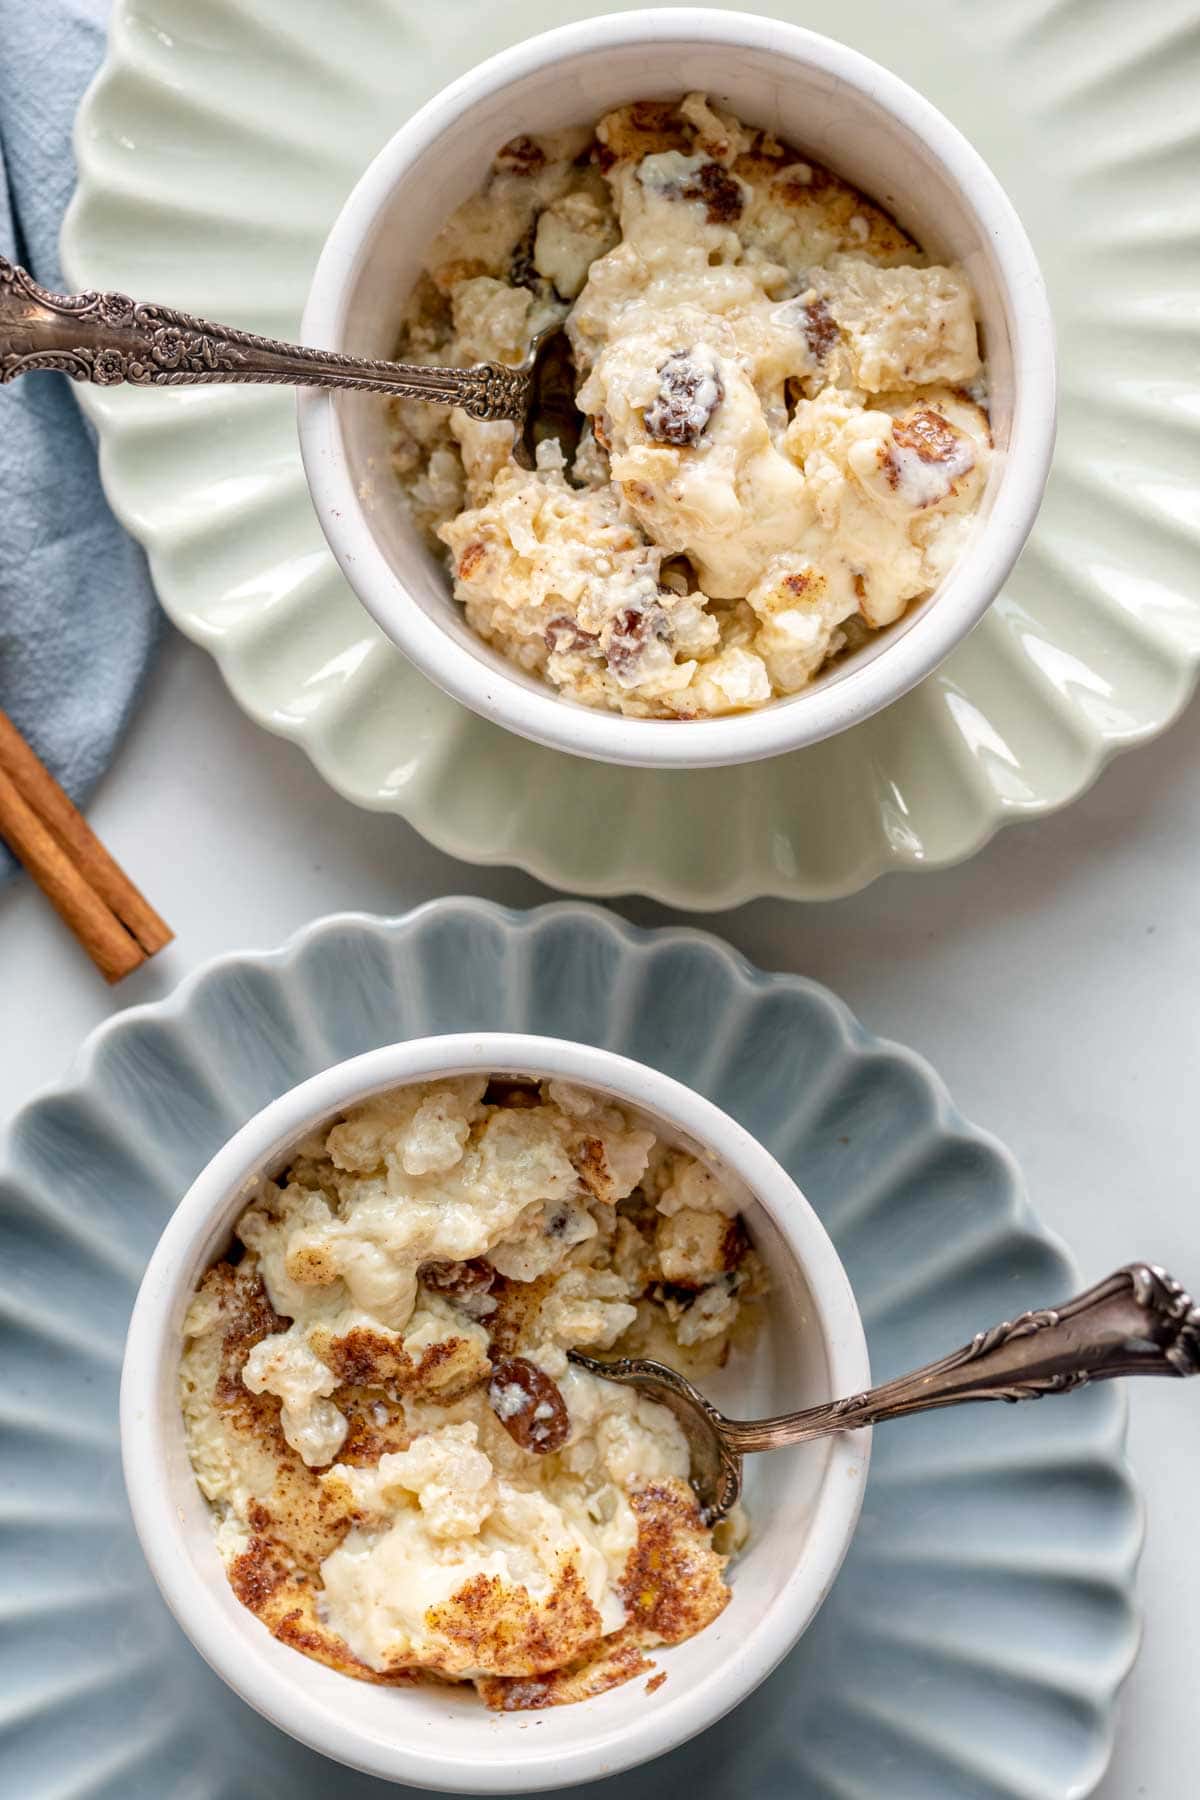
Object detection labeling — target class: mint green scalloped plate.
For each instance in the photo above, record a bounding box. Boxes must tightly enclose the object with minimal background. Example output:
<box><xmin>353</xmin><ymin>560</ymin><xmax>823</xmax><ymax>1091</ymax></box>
<box><xmin>62</xmin><ymin>0</ymin><xmax>1200</xmax><ymax>904</ymax></box>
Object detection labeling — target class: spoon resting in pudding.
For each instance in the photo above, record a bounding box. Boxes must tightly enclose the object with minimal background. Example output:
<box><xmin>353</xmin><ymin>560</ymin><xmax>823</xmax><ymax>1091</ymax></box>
<box><xmin>571</xmin><ymin>1261</ymin><xmax>1200</xmax><ymax>1523</ymax></box>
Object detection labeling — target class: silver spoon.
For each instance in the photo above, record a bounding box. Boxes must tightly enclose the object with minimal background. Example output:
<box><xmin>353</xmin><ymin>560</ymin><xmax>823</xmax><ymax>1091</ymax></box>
<box><xmin>570</xmin><ymin>1262</ymin><xmax>1199</xmax><ymax>1524</ymax></box>
<box><xmin>0</xmin><ymin>256</ymin><xmax>577</xmax><ymax>471</ymax></box>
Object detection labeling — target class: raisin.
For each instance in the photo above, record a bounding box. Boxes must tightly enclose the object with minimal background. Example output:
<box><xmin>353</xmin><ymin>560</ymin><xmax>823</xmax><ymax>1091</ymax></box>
<box><xmin>679</xmin><ymin>162</ymin><xmax>744</xmax><ymax>224</ymax></box>
<box><xmin>802</xmin><ymin>298</ymin><xmax>838</xmax><ymax>361</ymax></box>
<box><xmin>606</xmin><ymin>603</ymin><xmax>670</xmax><ymax>681</ymax></box>
<box><xmin>495</xmin><ymin>136</ymin><xmax>546</xmax><ymax>176</ymax></box>
<box><xmin>892</xmin><ymin>408</ymin><xmax>964</xmax><ymax>464</ymax></box>
<box><xmin>544</xmin><ymin>616</ymin><xmax>600</xmax><ymax>657</ymax></box>
<box><xmin>421</xmin><ymin>1259</ymin><xmax>496</xmax><ymax>1302</ymax></box>
<box><xmin>644</xmin><ymin>350</ymin><xmax>724</xmax><ymax>448</ymax></box>
<box><xmin>488</xmin><ymin>1356</ymin><xmax>570</xmax><ymax>1454</ymax></box>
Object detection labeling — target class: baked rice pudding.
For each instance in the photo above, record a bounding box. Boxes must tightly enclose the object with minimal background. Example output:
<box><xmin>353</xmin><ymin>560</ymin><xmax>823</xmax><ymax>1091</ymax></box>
<box><xmin>390</xmin><ymin>93</ymin><xmax>991</xmax><ymax>719</ymax></box>
<box><xmin>181</xmin><ymin>1074</ymin><xmax>766</xmax><ymax>1709</ymax></box>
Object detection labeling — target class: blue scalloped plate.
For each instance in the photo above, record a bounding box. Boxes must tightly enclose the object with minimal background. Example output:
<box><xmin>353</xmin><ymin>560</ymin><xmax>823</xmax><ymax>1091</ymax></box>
<box><xmin>0</xmin><ymin>902</ymin><xmax>1141</xmax><ymax>1798</ymax></box>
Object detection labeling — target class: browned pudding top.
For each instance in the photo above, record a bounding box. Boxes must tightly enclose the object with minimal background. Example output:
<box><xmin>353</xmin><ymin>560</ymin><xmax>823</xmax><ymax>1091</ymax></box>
<box><xmin>180</xmin><ymin>1074</ymin><xmax>764</xmax><ymax>1706</ymax></box>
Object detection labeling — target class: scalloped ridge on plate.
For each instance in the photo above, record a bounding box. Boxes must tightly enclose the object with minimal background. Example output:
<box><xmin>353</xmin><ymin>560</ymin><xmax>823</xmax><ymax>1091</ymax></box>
<box><xmin>59</xmin><ymin>0</ymin><xmax>1200</xmax><ymax>906</ymax></box>
<box><xmin>0</xmin><ymin>901</ymin><xmax>1140</xmax><ymax>1798</ymax></box>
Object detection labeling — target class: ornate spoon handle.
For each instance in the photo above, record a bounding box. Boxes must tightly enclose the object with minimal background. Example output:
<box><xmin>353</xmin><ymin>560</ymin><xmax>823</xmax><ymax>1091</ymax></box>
<box><xmin>0</xmin><ymin>256</ymin><xmax>528</xmax><ymax>419</ymax></box>
<box><xmin>728</xmin><ymin>1263</ymin><xmax>1200</xmax><ymax>1453</ymax></box>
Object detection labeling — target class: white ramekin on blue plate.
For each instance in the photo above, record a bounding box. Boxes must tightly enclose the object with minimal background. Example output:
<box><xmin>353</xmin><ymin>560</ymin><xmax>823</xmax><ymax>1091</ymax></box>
<box><xmin>121</xmin><ymin>1030</ymin><xmax>870</xmax><ymax>1792</ymax></box>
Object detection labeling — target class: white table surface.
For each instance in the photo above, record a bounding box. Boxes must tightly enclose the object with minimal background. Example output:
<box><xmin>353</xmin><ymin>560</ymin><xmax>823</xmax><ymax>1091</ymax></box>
<box><xmin>2</xmin><ymin>625</ymin><xmax>1196</xmax><ymax>1799</ymax></box>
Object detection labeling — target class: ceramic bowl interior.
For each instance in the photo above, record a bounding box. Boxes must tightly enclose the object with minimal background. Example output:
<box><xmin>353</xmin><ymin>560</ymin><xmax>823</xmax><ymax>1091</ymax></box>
<box><xmin>121</xmin><ymin>1034</ymin><xmax>868</xmax><ymax>1793</ymax></box>
<box><xmin>299</xmin><ymin>11</ymin><xmax>1053</xmax><ymax>768</ymax></box>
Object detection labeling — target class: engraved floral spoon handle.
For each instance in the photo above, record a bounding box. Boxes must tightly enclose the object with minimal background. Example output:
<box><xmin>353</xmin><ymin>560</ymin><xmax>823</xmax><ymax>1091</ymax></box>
<box><xmin>727</xmin><ymin>1263</ymin><xmax>1200</xmax><ymax>1453</ymax></box>
<box><xmin>0</xmin><ymin>256</ymin><xmax>529</xmax><ymax>420</ymax></box>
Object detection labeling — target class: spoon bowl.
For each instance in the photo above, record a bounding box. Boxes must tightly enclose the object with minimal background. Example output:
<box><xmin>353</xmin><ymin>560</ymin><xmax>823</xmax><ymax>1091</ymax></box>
<box><xmin>514</xmin><ymin>324</ymin><xmax>582</xmax><ymax>471</ymax></box>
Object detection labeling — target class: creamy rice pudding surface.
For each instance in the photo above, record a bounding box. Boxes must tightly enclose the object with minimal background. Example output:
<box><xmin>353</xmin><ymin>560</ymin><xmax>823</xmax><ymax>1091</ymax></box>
<box><xmin>181</xmin><ymin>1075</ymin><xmax>765</xmax><ymax>1709</ymax></box>
<box><xmin>391</xmin><ymin>94</ymin><xmax>991</xmax><ymax>719</ymax></box>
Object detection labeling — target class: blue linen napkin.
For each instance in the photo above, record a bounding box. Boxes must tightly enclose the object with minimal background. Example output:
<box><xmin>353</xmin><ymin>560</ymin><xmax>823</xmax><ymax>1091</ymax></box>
<box><xmin>0</xmin><ymin>0</ymin><xmax>161</xmax><ymax>881</ymax></box>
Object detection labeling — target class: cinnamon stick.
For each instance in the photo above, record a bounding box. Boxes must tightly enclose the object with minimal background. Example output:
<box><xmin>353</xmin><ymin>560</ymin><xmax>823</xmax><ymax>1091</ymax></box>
<box><xmin>0</xmin><ymin>708</ymin><xmax>172</xmax><ymax>958</ymax></box>
<box><xmin>0</xmin><ymin>766</ymin><xmax>146</xmax><ymax>982</ymax></box>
